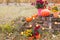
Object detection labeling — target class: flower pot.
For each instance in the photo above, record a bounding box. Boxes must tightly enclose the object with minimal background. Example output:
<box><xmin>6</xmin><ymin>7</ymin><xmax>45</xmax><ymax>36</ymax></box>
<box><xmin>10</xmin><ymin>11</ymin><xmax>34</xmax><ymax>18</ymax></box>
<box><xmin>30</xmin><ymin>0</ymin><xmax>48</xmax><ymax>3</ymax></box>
<box><xmin>28</xmin><ymin>36</ymin><xmax>34</xmax><ymax>40</ymax></box>
<box><xmin>35</xmin><ymin>34</ymin><xmax>41</xmax><ymax>39</ymax></box>
<box><xmin>38</xmin><ymin>8</ymin><xmax>43</xmax><ymax>16</ymax></box>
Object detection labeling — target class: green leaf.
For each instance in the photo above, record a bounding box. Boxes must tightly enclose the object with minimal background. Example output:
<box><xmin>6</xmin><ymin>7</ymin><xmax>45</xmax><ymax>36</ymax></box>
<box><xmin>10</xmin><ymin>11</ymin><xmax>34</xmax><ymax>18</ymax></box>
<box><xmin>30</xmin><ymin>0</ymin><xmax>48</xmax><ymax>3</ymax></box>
<box><xmin>36</xmin><ymin>3</ymin><xmax>44</xmax><ymax>9</ymax></box>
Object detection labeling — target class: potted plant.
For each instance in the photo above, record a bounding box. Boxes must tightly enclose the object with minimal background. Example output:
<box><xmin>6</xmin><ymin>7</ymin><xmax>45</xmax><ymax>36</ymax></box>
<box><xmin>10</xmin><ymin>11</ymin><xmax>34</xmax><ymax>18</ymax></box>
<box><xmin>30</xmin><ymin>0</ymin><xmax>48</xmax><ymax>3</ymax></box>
<box><xmin>33</xmin><ymin>24</ymin><xmax>42</xmax><ymax>40</ymax></box>
<box><xmin>21</xmin><ymin>29</ymin><xmax>34</xmax><ymax>40</ymax></box>
<box><xmin>36</xmin><ymin>0</ymin><xmax>44</xmax><ymax>16</ymax></box>
<box><xmin>51</xmin><ymin>6</ymin><xmax>59</xmax><ymax>18</ymax></box>
<box><xmin>36</xmin><ymin>0</ymin><xmax>48</xmax><ymax>16</ymax></box>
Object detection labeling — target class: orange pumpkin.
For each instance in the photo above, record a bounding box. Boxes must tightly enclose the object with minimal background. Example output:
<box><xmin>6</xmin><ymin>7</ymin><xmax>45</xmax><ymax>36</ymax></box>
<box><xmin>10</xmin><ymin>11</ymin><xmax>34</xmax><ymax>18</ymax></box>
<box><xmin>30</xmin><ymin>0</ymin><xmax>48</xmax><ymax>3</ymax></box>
<box><xmin>41</xmin><ymin>9</ymin><xmax>50</xmax><ymax>17</ymax></box>
<box><xmin>32</xmin><ymin>14</ymin><xmax>38</xmax><ymax>19</ymax></box>
<box><xmin>33</xmin><ymin>14</ymin><xmax>38</xmax><ymax>17</ymax></box>
<box><xmin>26</xmin><ymin>17</ymin><xmax>33</xmax><ymax>22</ymax></box>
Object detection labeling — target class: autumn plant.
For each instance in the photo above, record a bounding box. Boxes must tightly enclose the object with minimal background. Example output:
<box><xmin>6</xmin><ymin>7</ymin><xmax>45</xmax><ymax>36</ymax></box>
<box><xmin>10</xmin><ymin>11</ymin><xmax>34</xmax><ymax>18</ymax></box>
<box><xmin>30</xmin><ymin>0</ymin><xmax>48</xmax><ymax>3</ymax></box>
<box><xmin>0</xmin><ymin>23</ymin><xmax>15</xmax><ymax>33</ymax></box>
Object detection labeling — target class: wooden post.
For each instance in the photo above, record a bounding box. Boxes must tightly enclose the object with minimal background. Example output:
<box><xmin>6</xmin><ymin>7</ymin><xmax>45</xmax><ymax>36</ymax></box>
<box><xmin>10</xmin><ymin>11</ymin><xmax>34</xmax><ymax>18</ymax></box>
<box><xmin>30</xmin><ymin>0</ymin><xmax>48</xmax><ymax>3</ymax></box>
<box><xmin>15</xmin><ymin>0</ymin><xmax>21</xmax><ymax>5</ymax></box>
<box><xmin>6</xmin><ymin>0</ymin><xmax>10</xmax><ymax>5</ymax></box>
<box><xmin>0</xmin><ymin>0</ymin><xmax>3</xmax><ymax>4</ymax></box>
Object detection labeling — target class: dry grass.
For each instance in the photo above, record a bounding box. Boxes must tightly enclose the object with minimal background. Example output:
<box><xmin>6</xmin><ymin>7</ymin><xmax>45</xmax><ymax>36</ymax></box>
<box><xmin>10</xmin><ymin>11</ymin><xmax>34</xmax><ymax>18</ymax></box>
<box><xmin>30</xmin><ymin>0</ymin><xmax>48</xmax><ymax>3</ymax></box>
<box><xmin>0</xmin><ymin>4</ymin><xmax>37</xmax><ymax>24</ymax></box>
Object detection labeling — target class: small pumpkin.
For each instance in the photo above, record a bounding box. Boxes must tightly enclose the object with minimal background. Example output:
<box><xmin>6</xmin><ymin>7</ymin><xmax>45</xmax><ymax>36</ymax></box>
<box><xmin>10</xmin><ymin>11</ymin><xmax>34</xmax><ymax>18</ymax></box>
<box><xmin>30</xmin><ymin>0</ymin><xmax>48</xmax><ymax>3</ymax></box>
<box><xmin>41</xmin><ymin>9</ymin><xmax>50</xmax><ymax>17</ymax></box>
<box><xmin>26</xmin><ymin>17</ymin><xmax>33</xmax><ymax>22</ymax></box>
<box><xmin>32</xmin><ymin>14</ymin><xmax>38</xmax><ymax>19</ymax></box>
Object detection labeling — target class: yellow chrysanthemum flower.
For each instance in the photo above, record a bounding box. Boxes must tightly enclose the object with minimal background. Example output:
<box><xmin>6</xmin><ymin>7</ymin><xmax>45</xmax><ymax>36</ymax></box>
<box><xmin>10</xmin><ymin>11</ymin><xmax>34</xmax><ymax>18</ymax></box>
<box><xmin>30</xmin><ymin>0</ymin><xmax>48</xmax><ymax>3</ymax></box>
<box><xmin>52</xmin><ymin>10</ymin><xmax>58</xmax><ymax>12</ymax></box>
<box><xmin>23</xmin><ymin>29</ymin><xmax>33</xmax><ymax>37</ymax></box>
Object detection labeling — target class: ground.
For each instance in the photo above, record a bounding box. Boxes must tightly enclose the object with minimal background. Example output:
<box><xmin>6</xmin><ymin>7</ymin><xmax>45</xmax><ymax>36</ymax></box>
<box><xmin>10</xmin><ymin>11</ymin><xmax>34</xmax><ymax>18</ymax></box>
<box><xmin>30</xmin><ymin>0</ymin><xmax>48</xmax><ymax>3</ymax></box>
<box><xmin>0</xmin><ymin>3</ymin><xmax>37</xmax><ymax>24</ymax></box>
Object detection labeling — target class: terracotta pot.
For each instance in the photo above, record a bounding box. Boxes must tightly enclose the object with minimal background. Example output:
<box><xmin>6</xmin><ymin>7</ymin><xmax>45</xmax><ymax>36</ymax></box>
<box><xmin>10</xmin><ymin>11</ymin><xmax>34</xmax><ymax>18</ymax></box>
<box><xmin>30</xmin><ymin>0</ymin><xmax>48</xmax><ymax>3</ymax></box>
<box><xmin>35</xmin><ymin>34</ymin><xmax>41</xmax><ymax>39</ymax></box>
<box><xmin>28</xmin><ymin>36</ymin><xmax>34</xmax><ymax>40</ymax></box>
